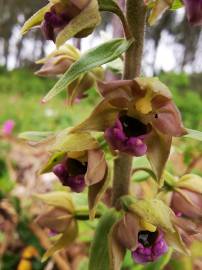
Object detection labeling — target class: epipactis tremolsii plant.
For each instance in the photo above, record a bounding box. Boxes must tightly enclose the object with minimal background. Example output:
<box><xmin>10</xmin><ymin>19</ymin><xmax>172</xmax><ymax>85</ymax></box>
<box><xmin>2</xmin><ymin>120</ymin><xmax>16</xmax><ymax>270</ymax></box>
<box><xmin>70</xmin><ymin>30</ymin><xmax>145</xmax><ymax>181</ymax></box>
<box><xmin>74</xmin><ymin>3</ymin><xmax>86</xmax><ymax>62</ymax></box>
<box><xmin>20</xmin><ymin>0</ymin><xmax>202</xmax><ymax>269</ymax></box>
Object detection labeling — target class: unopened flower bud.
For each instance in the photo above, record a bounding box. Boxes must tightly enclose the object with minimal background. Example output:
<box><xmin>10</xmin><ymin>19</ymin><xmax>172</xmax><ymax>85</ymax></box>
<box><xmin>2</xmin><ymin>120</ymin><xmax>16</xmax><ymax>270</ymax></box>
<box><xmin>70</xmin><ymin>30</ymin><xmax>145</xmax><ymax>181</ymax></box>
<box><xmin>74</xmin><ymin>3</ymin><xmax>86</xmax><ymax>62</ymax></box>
<box><xmin>35</xmin><ymin>56</ymin><xmax>73</xmax><ymax>77</ymax></box>
<box><xmin>171</xmin><ymin>189</ymin><xmax>202</xmax><ymax>219</ymax></box>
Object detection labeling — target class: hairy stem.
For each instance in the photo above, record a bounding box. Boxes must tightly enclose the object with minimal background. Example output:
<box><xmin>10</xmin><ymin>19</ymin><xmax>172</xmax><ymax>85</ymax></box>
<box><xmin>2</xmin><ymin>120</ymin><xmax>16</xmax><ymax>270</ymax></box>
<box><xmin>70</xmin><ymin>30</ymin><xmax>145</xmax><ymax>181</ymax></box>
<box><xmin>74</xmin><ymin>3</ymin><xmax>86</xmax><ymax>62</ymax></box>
<box><xmin>112</xmin><ymin>0</ymin><xmax>147</xmax><ymax>206</ymax></box>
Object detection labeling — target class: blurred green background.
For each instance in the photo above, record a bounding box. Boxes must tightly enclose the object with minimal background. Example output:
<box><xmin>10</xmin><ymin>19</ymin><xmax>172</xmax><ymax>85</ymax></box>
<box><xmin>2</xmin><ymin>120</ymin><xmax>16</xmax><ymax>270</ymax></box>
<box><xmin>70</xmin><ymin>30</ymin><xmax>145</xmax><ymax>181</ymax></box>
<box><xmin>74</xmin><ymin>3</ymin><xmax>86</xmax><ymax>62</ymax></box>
<box><xmin>1</xmin><ymin>67</ymin><xmax>201</xmax><ymax>134</ymax></box>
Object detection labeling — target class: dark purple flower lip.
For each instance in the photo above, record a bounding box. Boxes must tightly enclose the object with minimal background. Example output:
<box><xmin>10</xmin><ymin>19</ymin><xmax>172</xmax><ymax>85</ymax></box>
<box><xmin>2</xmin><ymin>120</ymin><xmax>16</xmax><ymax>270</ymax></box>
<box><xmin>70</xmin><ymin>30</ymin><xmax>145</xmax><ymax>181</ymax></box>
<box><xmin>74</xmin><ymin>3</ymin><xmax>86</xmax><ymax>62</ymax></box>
<box><xmin>104</xmin><ymin>114</ymin><xmax>150</xmax><ymax>156</ymax></box>
<box><xmin>42</xmin><ymin>9</ymin><xmax>70</xmax><ymax>41</ymax></box>
<box><xmin>67</xmin><ymin>158</ymin><xmax>88</xmax><ymax>176</ymax></box>
<box><xmin>132</xmin><ymin>230</ymin><xmax>168</xmax><ymax>264</ymax></box>
<box><xmin>53</xmin><ymin>158</ymin><xmax>87</xmax><ymax>192</ymax></box>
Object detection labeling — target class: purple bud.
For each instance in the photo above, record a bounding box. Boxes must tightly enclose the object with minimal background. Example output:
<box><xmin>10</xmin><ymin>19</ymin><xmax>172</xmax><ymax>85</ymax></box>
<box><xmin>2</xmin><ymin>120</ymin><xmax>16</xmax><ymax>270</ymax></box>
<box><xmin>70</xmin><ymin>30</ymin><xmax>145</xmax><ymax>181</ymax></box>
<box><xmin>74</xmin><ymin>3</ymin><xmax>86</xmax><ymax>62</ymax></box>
<box><xmin>184</xmin><ymin>0</ymin><xmax>202</xmax><ymax>26</ymax></box>
<box><xmin>104</xmin><ymin>115</ymin><xmax>148</xmax><ymax>156</ymax></box>
<box><xmin>53</xmin><ymin>159</ymin><xmax>87</xmax><ymax>193</ymax></box>
<box><xmin>132</xmin><ymin>230</ymin><xmax>168</xmax><ymax>264</ymax></box>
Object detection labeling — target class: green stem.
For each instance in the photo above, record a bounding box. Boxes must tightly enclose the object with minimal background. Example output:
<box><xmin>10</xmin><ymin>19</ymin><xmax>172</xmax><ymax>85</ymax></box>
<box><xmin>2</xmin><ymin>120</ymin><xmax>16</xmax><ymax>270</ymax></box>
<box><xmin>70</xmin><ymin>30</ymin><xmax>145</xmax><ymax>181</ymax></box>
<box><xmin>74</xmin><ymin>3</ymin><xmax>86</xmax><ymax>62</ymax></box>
<box><xmin>112</xmin><ymin>0</ymin><xmax>147</xmax><ymax>207</ymax></box>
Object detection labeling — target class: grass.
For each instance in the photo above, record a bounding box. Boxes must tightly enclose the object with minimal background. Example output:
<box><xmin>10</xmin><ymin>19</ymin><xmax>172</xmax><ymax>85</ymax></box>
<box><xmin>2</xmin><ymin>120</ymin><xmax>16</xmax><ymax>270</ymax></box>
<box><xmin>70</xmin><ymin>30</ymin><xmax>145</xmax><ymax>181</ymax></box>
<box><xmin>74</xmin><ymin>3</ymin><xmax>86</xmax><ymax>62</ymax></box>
<box><xmin>0</xmin><ymin>68</ymin><xmax>201</xmax><ymax>135</ymax></box>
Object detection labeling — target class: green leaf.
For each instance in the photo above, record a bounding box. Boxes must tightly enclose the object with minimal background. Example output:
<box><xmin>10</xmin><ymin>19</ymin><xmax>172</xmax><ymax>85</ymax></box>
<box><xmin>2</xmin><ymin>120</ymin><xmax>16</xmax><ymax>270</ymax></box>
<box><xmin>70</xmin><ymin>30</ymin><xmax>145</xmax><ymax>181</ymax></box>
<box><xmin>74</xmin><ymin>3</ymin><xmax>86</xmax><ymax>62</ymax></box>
<box><xmin>184</xmin><ymin>128</ymin><xmax>202</xmax><ymax>141</ymax></box>
<box><xmin>42</xmin><ymin>38</ymin><xmax>133</xmax><ymax>102</ymax></box>
<box><xmin>19</xmin><ymin>131</ymin><xmax>55</xmax><ymax>142</ymax></box>
<box><xmin>89</xmin><ymin>209</ymin><xmax>120</xmax><ymax>270</ymax></box>
<box><xmin>108</xmin><ymin>222</ymin><xmax>126</xmax><ymax>270</ymax></box>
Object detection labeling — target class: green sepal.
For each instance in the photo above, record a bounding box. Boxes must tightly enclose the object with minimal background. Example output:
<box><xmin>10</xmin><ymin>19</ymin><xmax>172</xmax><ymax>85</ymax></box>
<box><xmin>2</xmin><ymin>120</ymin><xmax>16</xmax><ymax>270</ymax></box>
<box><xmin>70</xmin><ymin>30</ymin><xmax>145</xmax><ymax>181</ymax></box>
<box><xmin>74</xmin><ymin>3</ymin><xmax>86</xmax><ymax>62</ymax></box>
<box><xmin>34</xmin><ymin>191</ymin><xmax>75</xmax><ymax>213</ymax></box>
<box><xmin>39</xmin><ymin>151</ymin><xmax>66</xmax><ymax>174</ymax></box>
<box><xmin>21</xmin><ymin>3</ymin><xmax>52</xmax><ymax>35</ymax></box>
<box><xmin>50</xmin><ymin>131</ymin><xmax>99</xmax><ymax>152</ymax></box>
<box><xmin>120</xmin><ymin>196</ymin><xmax>174</xmax><ymax>232</ymax></box>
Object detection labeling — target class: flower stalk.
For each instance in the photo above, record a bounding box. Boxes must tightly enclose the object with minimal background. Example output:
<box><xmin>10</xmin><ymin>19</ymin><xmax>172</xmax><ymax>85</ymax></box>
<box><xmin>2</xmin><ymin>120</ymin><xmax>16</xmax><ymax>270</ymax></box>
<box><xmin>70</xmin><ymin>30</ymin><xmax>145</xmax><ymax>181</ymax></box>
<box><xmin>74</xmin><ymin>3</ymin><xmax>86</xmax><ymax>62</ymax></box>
<box><xmin>112</xmin><ymin>0</ymin><xmax>147</xmax><ymax>206</ymax></box>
